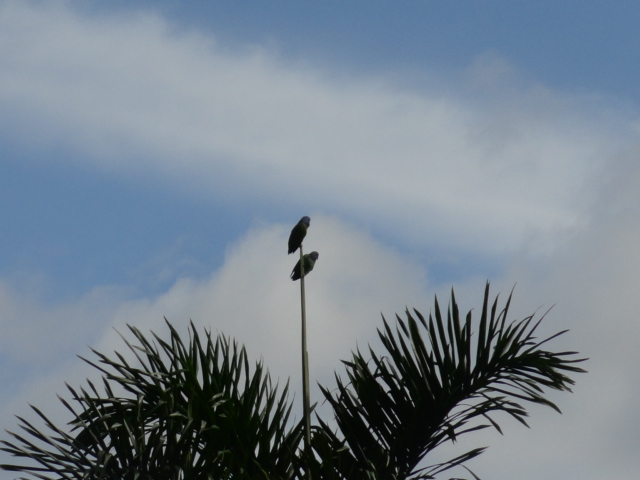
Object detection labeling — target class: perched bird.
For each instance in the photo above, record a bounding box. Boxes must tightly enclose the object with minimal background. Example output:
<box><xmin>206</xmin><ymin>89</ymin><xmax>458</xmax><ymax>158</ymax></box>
<box><xmin>288</xmin><ymin>216</ymin><xmax>310</xmax><ymax>254</ymax></box>
<box><xmin>290</xmin><ymin>251</ymin><xmax>319</xmax><ymax>281</ymax></box>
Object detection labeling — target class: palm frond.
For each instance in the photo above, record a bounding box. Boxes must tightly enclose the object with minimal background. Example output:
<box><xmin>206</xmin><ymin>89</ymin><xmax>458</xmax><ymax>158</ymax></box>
<box><xmin>1</xmin><ymin>319</ymin><xmax>303</xmax><ymax>480</ymax></box>
<box><xmin>317</xmin><ymin>283</ymin><xmax>586</xmax><ymax>479</ymax></box>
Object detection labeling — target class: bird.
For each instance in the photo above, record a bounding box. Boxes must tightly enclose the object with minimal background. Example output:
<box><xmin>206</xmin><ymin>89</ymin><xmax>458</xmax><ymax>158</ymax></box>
<box><xmin>290</xmin><ymin>251</ymin><xmax>319</xmax><ymax>281</ymax></box>
<box><xmin>288</xmin><ymin>216</ymin><xmax>310</xmax><ymax>254</ymax></box>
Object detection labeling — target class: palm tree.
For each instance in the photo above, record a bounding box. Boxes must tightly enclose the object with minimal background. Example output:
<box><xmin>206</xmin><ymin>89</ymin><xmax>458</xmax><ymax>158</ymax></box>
<box><xmin>1</xmin><ymin>284</ymin><xmax>585</xmax><ymax>479</ymax></box>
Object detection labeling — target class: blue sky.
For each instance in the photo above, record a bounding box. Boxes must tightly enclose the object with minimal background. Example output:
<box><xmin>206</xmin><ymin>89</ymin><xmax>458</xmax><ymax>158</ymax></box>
<box><xmin>1</xmin><ymin>1</ymin><xmax>640</xmax><ymax>479</ymax></box>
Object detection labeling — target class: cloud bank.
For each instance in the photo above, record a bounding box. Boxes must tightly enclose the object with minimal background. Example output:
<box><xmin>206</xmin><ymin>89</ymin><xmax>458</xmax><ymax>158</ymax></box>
<box><xmin>3</xmin><ymin>206</ymin><xmax>640</xmax><ymax>479</ymax></box>
<box><xmin>1</xmin><ymin>1</ymin><xmax>634</xmax><ymax>258</ymax></box>
<box><xmin>0</xmin><ymin>215</ymin><xmax>430</xmax><ymax>437</ymax></box>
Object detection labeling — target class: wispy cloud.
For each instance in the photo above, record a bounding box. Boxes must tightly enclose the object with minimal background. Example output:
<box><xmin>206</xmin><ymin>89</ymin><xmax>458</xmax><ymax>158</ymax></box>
<box><xmin>1</xmin><ymin>2</ymin><xmax>633</xmax><ymax>258</ymax></box>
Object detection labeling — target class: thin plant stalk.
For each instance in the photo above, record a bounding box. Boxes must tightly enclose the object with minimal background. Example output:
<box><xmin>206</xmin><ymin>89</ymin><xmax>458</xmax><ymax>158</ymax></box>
<box><xmin>299</xmin><ymin>246</ymin><xmax>312</xmax><ymax>478</ymax></box>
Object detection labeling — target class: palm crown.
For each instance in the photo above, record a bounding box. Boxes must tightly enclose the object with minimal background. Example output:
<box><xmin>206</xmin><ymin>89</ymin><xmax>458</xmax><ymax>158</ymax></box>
<box><xmin>0</xmin><ymin>283</ymin><xmax>585</xmax><ymax>479</ymax></box>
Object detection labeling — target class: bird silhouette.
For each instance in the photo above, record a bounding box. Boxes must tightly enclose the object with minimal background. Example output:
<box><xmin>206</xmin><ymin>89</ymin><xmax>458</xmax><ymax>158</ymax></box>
<box><xmin>288</xmin><ymin>216</ymin><xmax>310</xmax><ymax>254</ymax></box>
<box><xmin>290</xmin><ymin>251</ymin><xmax>319</xmax><ymax>281</ymax></box>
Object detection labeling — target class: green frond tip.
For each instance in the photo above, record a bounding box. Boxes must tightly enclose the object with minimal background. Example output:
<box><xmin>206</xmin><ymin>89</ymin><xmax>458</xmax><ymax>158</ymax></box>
<box><xmin>318</xmin><ymin>282</ymin><xmax>586</xmax><ymax>480</ymax></box>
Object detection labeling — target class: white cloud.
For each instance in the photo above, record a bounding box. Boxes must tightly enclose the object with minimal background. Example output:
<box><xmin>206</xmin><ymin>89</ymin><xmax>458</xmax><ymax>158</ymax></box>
<box><xmin>0</xmin><ymin>280</ymin><xmax>124</xmax><ymax>363</ymax></box>
<box><xmin>89</xmin><ymin>215</ymin><xmax>431</xmax><ymax>392</ymax></box>
<box><xmin>448</xmin><ymin>146</ymin><xmax>640</xmax><ymax>479</ymax></box>
<box><xmin>1</xmin><ymin>207</ymin><xmax>639</xmax><ymax>479</ymax></box>
<box><xmin>0</xmin><ymin>216</ymin><xmax>431</xmax><ymax>453</ymax></box>
<box><xmin>1</xmin><ymin>1</ymin><xmax>634</xmax><ymax>259</ymax></box>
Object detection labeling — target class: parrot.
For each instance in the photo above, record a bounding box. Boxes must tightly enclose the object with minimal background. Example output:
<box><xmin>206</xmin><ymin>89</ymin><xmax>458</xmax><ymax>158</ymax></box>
<box><xmin>290</xmin><ymin>251</ymin><xmax>319</xmax><ymax>281</ymax></box>
<box><xmin>288</xmin><ymin>216</ymin><xmax>311</xmax><ymax>254</ymax></box>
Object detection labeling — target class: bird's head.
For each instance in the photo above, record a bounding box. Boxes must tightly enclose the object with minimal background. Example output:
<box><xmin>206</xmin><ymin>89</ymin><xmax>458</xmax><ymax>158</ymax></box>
<box><xmin>300</xmin><ymin>216</ymin><xmax>311</xmax><ymax>226</ymax></box>
<box><xmin>309</xmin><ymin>251</ymin><xmax>319</xmax><ymax>260</ymax></box>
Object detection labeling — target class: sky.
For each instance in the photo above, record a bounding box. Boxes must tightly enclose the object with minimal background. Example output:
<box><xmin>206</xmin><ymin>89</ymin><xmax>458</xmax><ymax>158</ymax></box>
<box><xmin>1</xmin><ymin>0</ymin><xmax>640</xmax><ymax>478</ymax></box>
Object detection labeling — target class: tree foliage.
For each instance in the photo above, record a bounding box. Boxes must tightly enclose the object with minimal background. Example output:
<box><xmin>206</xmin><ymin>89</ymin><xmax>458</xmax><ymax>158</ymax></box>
<box><xmin>1</xmin><ymin>284</ymin><xmax>586</xmax><ymax>479</ymax></box>
<box><xmin>311</xmin><ymin>284</ymin><xmax>585</xmax><ymax>479</ymax></box>
<box><xmin>1</xmin><ymin>322</ymin><xmax>303</xmax><ymax>480</ymax></box>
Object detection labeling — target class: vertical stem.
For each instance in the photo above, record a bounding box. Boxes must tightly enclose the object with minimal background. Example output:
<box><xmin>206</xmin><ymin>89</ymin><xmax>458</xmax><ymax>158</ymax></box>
<box><xmin>300</xmin><ymin>246</ymin><xmax>312</xmax><ymax>478</ymax></box>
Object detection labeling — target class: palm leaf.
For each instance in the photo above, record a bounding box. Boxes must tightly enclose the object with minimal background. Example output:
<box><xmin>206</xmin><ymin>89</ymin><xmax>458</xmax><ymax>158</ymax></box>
<box><xmin>1</xmin><ymin>319</ymin><xmax>303</xmax><ymax>480</ymax></box>
<box><xmin>316</xmin><ymin>283</ymin><xmax>586</xmax><ymax>479</ymax></box>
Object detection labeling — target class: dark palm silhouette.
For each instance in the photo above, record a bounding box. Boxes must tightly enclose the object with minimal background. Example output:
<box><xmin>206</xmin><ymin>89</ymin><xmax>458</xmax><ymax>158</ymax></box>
<box><xmin>1</xmin><ymin>284</ymin><xmax>585</xmax><ymax>479</ymax></box>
